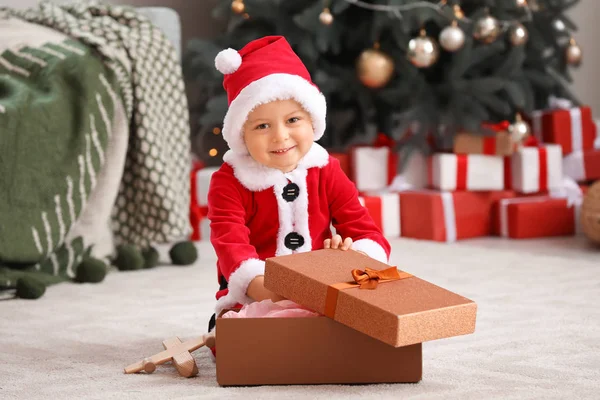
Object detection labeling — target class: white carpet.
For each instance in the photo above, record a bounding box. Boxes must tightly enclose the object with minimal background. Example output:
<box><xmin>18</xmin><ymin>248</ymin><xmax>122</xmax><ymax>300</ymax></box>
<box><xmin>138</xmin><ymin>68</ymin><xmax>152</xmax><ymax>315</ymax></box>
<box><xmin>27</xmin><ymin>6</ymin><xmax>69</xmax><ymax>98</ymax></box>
<box><xmin>1</xmin><ymin>237</ymin><xmax>599</xmax><ymax>400</ymax></box>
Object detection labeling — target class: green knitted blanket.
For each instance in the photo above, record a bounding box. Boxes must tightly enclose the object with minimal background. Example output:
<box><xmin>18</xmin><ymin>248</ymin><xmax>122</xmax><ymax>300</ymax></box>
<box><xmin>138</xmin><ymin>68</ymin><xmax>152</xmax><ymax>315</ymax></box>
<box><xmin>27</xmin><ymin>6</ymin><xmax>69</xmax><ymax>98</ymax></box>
<box><xmin>0</xmin><ymin>1</ymin><xmax>191</xmax><ymax>291</ymax></box>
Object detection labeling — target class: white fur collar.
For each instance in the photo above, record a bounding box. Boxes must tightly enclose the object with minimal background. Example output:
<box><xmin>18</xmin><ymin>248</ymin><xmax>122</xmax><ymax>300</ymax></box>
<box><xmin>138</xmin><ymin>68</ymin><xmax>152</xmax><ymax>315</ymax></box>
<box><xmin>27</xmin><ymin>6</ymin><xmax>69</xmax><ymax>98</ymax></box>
<box><xmin>223</xmin><ymin>143</ymin><xmax>329</xmax><ymax>191</ymax></box>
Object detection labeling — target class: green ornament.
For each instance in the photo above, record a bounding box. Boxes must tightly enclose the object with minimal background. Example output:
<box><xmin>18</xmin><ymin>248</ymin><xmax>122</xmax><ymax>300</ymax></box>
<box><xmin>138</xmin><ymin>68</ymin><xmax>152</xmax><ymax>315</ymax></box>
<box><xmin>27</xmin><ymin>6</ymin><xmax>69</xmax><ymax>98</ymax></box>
<box><xmin>142</xmin><ymin>247</ymin><xmax>160</xmax><ymax>269</ymax></box>
<box><xmin>114</xmin><ymin>244</ymin><xmax>144</xmax><ymax>271</ymax></box>
<box><xmin>169</xmin><ymin>241</ymin><xmax>198</xmax><ymax>266</ymax></box>
<box><xmin>16</xmin><ymin>277</ymin><xmax>46</xmax><ymax>299</ymax></box>
<box><xmin>75</xmin><ymin>257</ymin><xmax>108</xmax><ymax>283</ymax></box>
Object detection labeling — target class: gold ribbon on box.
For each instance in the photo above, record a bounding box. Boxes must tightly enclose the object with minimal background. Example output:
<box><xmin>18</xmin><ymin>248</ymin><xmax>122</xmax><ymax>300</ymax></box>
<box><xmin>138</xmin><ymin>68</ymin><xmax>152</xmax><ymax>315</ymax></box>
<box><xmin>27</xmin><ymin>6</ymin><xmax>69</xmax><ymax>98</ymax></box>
<box><xmin>324</xmin><ymin>267</ymin><xmax>413</xmax><ymax>319</ymax></box>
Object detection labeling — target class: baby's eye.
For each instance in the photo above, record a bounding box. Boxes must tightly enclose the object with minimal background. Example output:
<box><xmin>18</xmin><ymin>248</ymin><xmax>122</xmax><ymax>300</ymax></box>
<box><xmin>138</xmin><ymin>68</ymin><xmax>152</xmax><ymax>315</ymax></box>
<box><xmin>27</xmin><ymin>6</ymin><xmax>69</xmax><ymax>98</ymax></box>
<box><xmin>255</xmin><ymin>123</ymin><xmax>269</xmax><ymax>130</ymax></box>
<box><xmin>287</xmin><ymin>117</ymin><xmax>300</xmax><ymax>124</ymax></box>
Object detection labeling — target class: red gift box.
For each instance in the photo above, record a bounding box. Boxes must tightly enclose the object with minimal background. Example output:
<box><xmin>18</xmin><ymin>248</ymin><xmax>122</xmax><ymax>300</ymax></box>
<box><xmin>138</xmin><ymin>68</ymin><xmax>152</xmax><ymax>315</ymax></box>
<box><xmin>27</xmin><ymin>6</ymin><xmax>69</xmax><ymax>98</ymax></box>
<box><xmin>562</xmin><ymin>149</ymin><xmax>600</xmax><ymax>182</ymax></box>
<box><xmin>358</xmin><ymin>193</ymin><xmax>400</xmax><ymax>237</ymax></box>
<box><xmin>494</xmin><ymin>196</ymin><xmax>581</xmax><ymax>239</ymax></box>
<box><xmin>399</xmin><ymin>190</ymin><xmax>515</xmax><ymax>242</ymax></box>
<box><xmin>329</xmin><ymin>152</ymin><xmax>350</xmax><ymax>177</ymax></box>
<box><xmin>531</xmin><ymin>104</ymin><xmax>596</xmax><ymax>155</ymax></box>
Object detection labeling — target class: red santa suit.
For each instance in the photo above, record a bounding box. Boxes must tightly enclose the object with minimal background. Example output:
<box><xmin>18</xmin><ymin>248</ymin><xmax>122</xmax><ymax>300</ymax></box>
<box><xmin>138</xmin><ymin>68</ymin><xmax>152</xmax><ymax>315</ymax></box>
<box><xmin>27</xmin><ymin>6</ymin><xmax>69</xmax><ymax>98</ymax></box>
<box><xmin>208</xmin><ymin>143</ymin><xmax>391</xmax><ymax>318</ymax></box>
<box><xmin>206</xmin><ymin>35</ymin><xmax>391</xmax><ymax>331</ymax></box>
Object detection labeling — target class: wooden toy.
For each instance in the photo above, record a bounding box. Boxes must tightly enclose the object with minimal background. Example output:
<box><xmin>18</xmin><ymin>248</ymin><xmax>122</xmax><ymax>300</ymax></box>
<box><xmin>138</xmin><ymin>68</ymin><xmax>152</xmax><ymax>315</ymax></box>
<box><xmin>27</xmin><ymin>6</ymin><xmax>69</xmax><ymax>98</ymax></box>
<box><xmin>124</xmin><ymin>332</ymin><xmax>215</xmax><ymax>378</ymax></box>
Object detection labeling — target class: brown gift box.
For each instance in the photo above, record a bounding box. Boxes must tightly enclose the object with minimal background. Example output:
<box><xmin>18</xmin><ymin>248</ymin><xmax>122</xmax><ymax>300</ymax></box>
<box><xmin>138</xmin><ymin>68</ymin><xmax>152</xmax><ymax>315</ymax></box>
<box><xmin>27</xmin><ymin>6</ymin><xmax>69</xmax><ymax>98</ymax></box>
<box><xmin>453</xmin><ymin>131</ymin><xmax>516</xmax><ymax>156</ymax></box>
<box><xmin>264</xmin><ymin>249</ymin><xmax>477</xmax><ymax>348</ymax></box>
<box><xmin>216</xmin><ymin>315</ymin><xmax>422</xmax><ymax>386</ymax></box>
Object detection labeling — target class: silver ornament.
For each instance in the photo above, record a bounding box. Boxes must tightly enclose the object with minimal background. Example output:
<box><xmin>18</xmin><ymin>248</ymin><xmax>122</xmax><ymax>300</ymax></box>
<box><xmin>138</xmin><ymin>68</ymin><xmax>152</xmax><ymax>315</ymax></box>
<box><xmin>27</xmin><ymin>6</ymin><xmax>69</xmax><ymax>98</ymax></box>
<box><xmin>473</xmin><ymin>15</ymin><xmax>501</xmax><ymax>43</ymax></box>
<box><xmin>408</xmin><ymin>34</ymin><xmax>440</xmax><ymax>68</ymax></box>
<box><xmin>509</xmin><ymin>120</ymin><xmax>531</xmax><ymax>143</ymax></box>
<box><xmin>509</xmin><ymin>23</ymin><xmax>529</xmax><ymax>46</ymax></box>
<box><xmin>566</xmin><ymin>40</ymin><xmax>583</xmax><ymax>66</ymax></box>
<box><xmin>439</xmin><ymin>22</ymin><xmax>465</xmax><ymax>52</ymax></box>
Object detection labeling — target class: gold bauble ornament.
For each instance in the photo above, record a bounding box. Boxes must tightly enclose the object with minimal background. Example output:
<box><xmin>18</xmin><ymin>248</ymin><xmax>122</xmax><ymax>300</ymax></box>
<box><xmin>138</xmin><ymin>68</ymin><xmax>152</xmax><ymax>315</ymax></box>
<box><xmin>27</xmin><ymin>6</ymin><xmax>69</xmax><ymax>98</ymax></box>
<box><xmin>231</xmin><ymin>0</ymin><xmax>245</xmax><ymax>14</ymax></box>
<box><xmin>566</xmin><ymin>39</ymin><xmax>583</xmax><ymax>66</ymax></box>
<box><xmin>509</xmin><ymin>22</ymin><xmax>529</xmax><ymax>46</ymax></box>
<box><xmin>407</xmin><ymin>31</ymin><xmax>440</xmax><ymax>68</ymax></box>
<box><xmin>319</xmin><ymin>8</ymin><xmax>334</xmax><ymax>25</ymax></box>
<box><xmin>509</xmin><ymin>115</ymin><xmax>531</xmax><ymax>143</ymax></box>
<box><xmin>581</xmin><ymin>181</ymin><xmax>600</xmax><ymax>244</ymax></box>
<box><xmin>356</xmin><ymin>47</ymin><xmax>395</xmax><ymax>88</ymax></box>
<box><xmin>439</xmin><ymin>21</ymin><xmax>465</xmax><ymax>52</ymax></box>
<box><xmin>473</xmin><ymin>15</ymin><xmax>501</xmax><ymax>43</ymax></box>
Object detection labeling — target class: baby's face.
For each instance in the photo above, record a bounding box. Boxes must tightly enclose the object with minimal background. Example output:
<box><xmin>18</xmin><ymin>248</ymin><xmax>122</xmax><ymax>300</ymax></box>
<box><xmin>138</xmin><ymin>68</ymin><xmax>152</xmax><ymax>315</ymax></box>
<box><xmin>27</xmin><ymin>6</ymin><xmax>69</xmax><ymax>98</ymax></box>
<box><xmin>243</xmin><ymin>99</ymin><xmax>314</xmax><ymax>173</ymax></box>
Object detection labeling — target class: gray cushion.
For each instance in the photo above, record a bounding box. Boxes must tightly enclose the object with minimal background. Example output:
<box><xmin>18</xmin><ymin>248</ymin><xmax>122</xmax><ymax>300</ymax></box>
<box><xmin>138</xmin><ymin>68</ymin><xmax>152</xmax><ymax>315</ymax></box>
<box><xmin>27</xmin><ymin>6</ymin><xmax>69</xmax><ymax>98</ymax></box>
<box><xmin>137</xmin><ymin>7</ymin><xmax>181</xmax><ymax>59</ymax></box>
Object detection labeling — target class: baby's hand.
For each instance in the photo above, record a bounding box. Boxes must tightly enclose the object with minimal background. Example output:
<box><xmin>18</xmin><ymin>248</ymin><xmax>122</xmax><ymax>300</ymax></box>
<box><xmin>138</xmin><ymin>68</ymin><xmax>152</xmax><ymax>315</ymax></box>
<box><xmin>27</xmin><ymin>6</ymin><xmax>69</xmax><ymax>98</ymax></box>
<box><xmin>324</xmin><ymin>234</ymin><xmax>353</xmax><ymax>250</ymax></box>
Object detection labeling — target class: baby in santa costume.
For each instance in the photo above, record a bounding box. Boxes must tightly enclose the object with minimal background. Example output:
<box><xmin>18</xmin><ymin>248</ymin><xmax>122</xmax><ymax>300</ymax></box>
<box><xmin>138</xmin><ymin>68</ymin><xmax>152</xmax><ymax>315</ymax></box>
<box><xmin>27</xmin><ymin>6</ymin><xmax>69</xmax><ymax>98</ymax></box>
<box><xmin>206</xmin><ymin>36</ymin><xmax>391</xmax><ymax>339</ymax></box>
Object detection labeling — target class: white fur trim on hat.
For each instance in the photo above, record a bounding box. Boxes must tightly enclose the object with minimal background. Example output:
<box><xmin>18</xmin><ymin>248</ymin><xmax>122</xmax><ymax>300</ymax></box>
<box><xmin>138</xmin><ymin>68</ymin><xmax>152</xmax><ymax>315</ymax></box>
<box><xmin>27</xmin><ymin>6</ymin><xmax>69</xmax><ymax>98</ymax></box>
<box><xmin>222</xmin><ymin>73</ymin><xmax>327</xmax><ymax>155</ymax></box>
<box><xmin>215</xmin><ymin>48</ymin><xmax>242</xmax><ymax>74</ymax></box>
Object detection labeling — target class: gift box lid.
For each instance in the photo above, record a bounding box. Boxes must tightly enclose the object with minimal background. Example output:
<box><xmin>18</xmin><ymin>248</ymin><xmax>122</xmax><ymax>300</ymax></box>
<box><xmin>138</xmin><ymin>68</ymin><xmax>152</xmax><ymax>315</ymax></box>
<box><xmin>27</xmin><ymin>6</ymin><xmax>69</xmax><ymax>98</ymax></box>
<box><xmin>264</xmin><ymin>249</ymin><xmax>477</xmax><ymax>348</ymax></box>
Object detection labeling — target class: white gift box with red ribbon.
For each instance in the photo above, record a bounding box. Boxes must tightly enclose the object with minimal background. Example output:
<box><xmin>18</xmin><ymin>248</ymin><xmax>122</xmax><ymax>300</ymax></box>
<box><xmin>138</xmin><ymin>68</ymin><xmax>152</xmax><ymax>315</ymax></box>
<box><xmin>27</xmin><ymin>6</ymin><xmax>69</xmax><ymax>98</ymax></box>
<box><xmin>350</xmin><ymin>146</ymin><xmax>398</xmax><ymax>192</ymax></box>
<box><xmin>197</xmin><ymin>167</ymin><xmax>219</xmax><ymax>207</ymax></box>
<box><xmin>428</xmin><ymin>153</ymin><xmax>504</xmax><ymax>191</ymax></box>
<box><xmin>504</xmin><ymin>144</ymin><xmax>563</xmax><ymax>193</ymax></box>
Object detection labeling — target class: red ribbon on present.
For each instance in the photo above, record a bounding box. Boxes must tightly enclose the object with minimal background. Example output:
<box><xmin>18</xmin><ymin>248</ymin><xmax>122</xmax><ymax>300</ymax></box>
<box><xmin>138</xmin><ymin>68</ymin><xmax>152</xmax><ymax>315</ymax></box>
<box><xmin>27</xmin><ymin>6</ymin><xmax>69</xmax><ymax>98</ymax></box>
<box><xmin>523</xmin><ymin>135</ymin><xmax>540</xmax><ymax>147</ymax></box>
<box><xmin>482</xmin><ymin>120</ymin><xmax>510</xmax><ymax>132</ymax></box>
<box><xmin>456</xmin><ymin>156</ymin><xmax>468</xmax><ymax>190</ymax></box>
<box><xmin>372</xmin><ymin>132</ymin><xmax>395</xmax><ymax>148</ymax></box>
<box><xmin>538</xmin><ymin>147</ymin><xmax>548</xmax><ymax>191</ymax></box>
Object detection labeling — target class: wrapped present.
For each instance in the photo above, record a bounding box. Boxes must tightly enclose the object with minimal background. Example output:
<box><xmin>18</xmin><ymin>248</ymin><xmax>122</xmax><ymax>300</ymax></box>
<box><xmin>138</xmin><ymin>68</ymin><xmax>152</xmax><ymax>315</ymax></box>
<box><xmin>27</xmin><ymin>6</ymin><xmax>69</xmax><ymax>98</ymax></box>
<box><xmin>531</xmin><ymin>98</ymin><xmax>596</xmax><ymax>155</ymax></box>
<box><xmin>349</xmin><ymin>138</ymin><xmax>398</xmax><ymax>192</ymax></box>
<box><xmin>428</xmin><ymin>154</ymin><xmax>504</xmax><ymax>191</ymax></box>
<box><xmin>264</xmin><ymin>248</ymin><xmax>477</xmax><ymax>348</ymax></box>
<box><xmin>563</xmin><ymin>149</ymin><xmax>600</xmax><ymax>182</ymax></box>
<box><xmin>494</xmin><ymin>178</ymin><xmax>584</xmax><ymax>238</ymax></box>
<box><xmin>453</xmin><ymin>121</ymin><xmax>517</xmax><ymax>156</ymax></box>
<box><xmin>329</xmin><ymin>152</ymin><xmax>350</xmax><ymax>177</ymax></box>
<box><xmin>400</xmin><ymin>190</ymin><xmax>515</xmax><ymax>242</ymax></box>
<box><xmin>504</xmin><ymin>144</ymin><xmax>563</xmax><ymax>193</ymax></box>
<box><xmin>358</xmin><ymin>193</ymin><xmax>401</xmax><ymax>237</ymax></box>
<box><xmin>216</xmin><ymin>312</ymin><xmax>422</xmax><ymax>386</ymax></box>
<box><xmin>190</xmin><ymin>166</ymin><xmax>218</xmax><ymax>241</ymax></box>
<box><xmin>196</xmin><ymin>167</ymin><xmax>219</xmax><ymax>207</ymax></box>
<box><xmin>494</xmin><ymin>197</ymin><xmax>581</xmax><ymax>238</ymax></box>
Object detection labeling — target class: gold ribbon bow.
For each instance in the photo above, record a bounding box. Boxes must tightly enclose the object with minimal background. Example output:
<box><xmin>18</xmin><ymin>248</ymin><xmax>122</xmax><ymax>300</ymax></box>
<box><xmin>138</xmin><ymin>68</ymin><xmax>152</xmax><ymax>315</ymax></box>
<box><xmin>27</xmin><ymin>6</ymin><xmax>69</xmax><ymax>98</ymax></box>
<box><xmin>351</xmin><ymin>266</ymin><xmax>404</xmax><ymax>289</ymax></box>
<box><xmin>324</xmin><ymin>266</ymin><xmax>412</xmax><ymax>319</ymax></box>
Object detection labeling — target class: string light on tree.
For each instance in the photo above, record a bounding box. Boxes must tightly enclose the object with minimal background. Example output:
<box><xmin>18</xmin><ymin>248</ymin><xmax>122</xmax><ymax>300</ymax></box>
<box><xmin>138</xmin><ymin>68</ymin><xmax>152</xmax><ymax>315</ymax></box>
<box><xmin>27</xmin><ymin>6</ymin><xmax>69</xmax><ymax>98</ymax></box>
<box><xmin>356</xmin><ymin>43</ymin><xmax>395</xmax><ymax>88</ymax></box>
<box><xmin>231</xmin><ymin>0</ymin><xmax>245</xmax><ymax>14</ymax></box>
<box><xmin>515</xmin><ymin>0</ymin><xmax>528</xmax><ymax>7</ymax></box>
<box><xmin>566</xmin><ymin>38</ymin><xmax>583</xmax><ymax>66</ymax></box>
<box><xmin>473</xmin><ymin>11</ymin><xmax>501</xmax><ymax>43</ymax></box>
<box><xmin>439</xmin><ymin>20</ymin><xmax>465</xmax><ymax>52</ymax></box>
<box><xmin>319</xmin><ymin>7</ymin><xmax>334</xmax><ymax>25</ymax></box>
<box><xmin>509</xmin><ymin>22</ymin><xmax>529</xmax><ymax>46</ymax></box>
<box><xmin>408</xmin><ymin>29</ymin><xmax>439</xmax><ymax>68</ymax></box>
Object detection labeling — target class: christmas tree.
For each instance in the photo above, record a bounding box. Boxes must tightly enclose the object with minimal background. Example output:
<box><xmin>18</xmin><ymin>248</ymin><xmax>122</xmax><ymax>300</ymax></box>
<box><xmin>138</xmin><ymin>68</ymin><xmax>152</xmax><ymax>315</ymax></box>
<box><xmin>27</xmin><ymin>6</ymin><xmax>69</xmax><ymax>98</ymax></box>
<box><xmin>183</xmin><ymin>0</ymin><xmax>583</xmax><ymax>165</ymax></box>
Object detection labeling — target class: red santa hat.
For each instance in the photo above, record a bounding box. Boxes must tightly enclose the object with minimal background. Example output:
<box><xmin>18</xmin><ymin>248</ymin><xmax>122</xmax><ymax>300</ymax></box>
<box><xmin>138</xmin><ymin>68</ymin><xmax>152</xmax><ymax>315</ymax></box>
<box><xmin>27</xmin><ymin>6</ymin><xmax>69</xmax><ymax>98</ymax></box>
<box><xmin>214</xmin><ymin>36</ymin><xmax>327</xmax><ymax>155</ymax></box>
